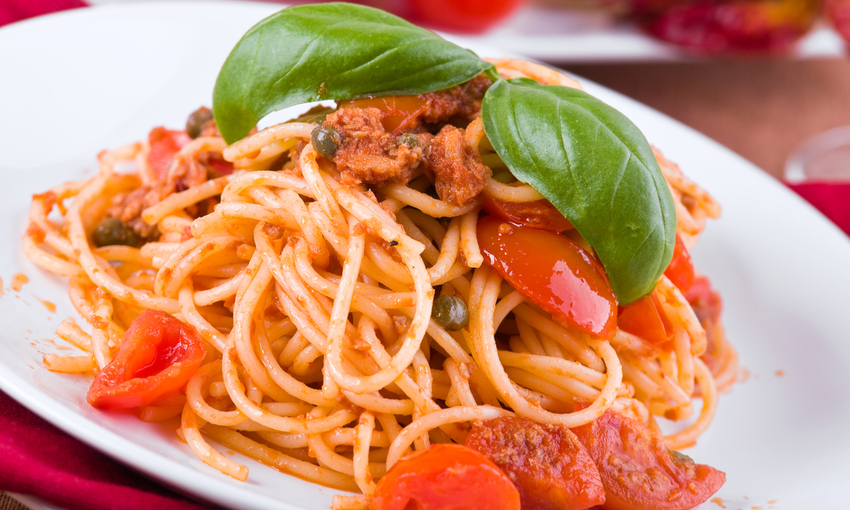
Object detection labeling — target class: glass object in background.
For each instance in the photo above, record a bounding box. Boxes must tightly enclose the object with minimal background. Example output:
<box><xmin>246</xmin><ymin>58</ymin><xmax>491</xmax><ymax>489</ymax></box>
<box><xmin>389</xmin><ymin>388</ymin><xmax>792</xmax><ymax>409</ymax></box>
<box><xmin>785</xmin><ymin>125</ymin><xmax>850</xmax><ymax>182</ymax></box>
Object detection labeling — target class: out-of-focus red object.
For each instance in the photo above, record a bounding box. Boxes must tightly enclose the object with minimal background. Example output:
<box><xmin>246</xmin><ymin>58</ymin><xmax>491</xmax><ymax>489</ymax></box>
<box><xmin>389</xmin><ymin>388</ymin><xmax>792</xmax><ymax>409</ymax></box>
<box><xmin>406</xmin><ymin>0</ymin><xmax>526</xmax><ymax>33</ymax></box>
<box><xmin>643</xmin><ymin>0</ymin><xmax>820</xmax><ymax>54</ymax></box>
<box><xmin>0</xmin><ymin>0</ymin><xmax>87</xmax><ymax>27</ymax></box>
<box><xmin>826</xmin><ymin>0</ymin><xmax>850</xmax><ymax>43</ymax></box>
<box><xmin>629</xmin><ymin>0</ymin><xmax>688</xmax><ymax>15</ymax></box>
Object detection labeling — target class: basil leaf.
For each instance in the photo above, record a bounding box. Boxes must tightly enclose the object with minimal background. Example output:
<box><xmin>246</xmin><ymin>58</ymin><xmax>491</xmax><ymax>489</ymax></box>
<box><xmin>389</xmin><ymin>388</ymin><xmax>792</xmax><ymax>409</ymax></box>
<box><xmin>482</xmin><ymin>78</ymin><xmax>676</xmax><ymax>305</ymax></box>
<box><xmin>213</xmin><ymin>2</ymin><xmax>493</xmax><ymax>144</ymax></box>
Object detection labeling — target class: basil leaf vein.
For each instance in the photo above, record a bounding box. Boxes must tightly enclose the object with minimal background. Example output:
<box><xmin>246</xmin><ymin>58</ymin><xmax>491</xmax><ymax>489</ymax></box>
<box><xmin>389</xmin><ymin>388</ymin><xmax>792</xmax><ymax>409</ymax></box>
<box><xmin>213</xmin><ymin>2</ymin><xmax>492</xmax><ymax>143</ymax></box>
<box><xmin>482</xmin><ymin>78</ymin><xmax>677</xmax><ymax>304</ymax></box>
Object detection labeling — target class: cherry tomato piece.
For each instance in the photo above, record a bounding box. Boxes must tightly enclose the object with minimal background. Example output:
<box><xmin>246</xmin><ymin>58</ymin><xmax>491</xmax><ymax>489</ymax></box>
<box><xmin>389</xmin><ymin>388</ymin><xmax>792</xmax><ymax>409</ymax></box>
<box><xmin>826</xmin><ymin>0</ymin><xmax>850</xmax><ymax>44</ymax></box>
<box><xmin>338</xmin><ymin>96</ymin><xmax>430</xmax><ymax>134</ymax></box>
<box><xmin>371</xmin><ymin>444</ymin><xmax>520</xmax><ymax>510</ymax></box>
<box><xmin>618</xmin><ymin>292</ymin><xmax>673</xmax><ymax>345</ymax></box>
<box><xmin>664</xmin><ymin>234</ymin><xmax>695</xmax><ymax>292</ymax></box>
<box><xmin>684</xmin><ymin>276</ymin><xmax>726</xmax><ymax>373</ymax></box>
<box><xmin>406</xmin><ymin>0</ymin><xmax>526</xmax><ymax>34</ymax></box>
<box><xmin>147</xmin><ymin>127</ymin><xmax>192</xmax><ymax>181</ymax></box>
<box><xmin>644</xmin><ymin>0</ymin><xmax>819</xmax><ymax>54</ymax></box>
<box><xmin>684</xmin><ymin>276</ymin><xmax>722</xmax><ymax>325</ymax></box>
<box><xmin>477</xmin><ymin>217</ymin><xmax>617</xmax><ymax>338</ymax></box>
<box><xmin>466</xmin><ymin>416</ymin><xmax>605</xmax><ymax>510</ymax></box>
<box><xmin>87</xmin><ymin>310</ymin><xmax>205</xmax><ymax>409</ymax></box>
<box><xmin>482</xmin><ymin>193</ymin><xmax>574</xmax><ymax>232</ymax></box>
<box><xmin>572</xmin><ymin>408</ymin><xmax>725</xmax><ymax>510</ymax></box>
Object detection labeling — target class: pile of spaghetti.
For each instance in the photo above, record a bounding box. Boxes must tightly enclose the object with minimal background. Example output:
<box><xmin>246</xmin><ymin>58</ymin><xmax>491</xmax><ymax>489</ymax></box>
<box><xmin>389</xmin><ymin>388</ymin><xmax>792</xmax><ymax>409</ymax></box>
<box><xmin>25</xmin><ymin>58</ymin><xmax>736</xmax><ymax>509</ymax></box>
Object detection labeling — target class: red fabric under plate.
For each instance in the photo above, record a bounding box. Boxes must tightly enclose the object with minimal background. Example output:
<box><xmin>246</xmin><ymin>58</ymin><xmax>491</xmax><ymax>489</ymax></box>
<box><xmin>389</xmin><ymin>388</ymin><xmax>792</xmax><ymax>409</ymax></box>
<box><xmin>785</xmin><ymin>181</ymin><xmax>850</xmax><ymax>237</ymax></box>
<box><xmin>0</xmin><ymin>0</ymin><xmax>88</xmax><ymax>27</ymax></box>
<box><xmin>0</xmin><ymin>392</ymin><xmax>214</xmax><ymax>510</ymax></box>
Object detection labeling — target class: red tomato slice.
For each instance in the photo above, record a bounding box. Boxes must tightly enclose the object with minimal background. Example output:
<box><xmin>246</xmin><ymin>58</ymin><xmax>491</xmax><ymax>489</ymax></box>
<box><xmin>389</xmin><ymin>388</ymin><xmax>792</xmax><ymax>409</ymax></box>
<box><xmin>477</xmin><ymin>217</ymin><xmax>617</xmax><ymax>338</ymax></box>
<box><xmin>465</xmin><ymin>416</ymin><xmax>605</xmax><ymax>510</ymax></box>
<box><xmin>148</xmin><ymin>127</ymin><xmax>192</xmax><ymax>181</ymax></box>
<box><xmin>371</xmin><ymin>444</ymin><xmax>520</xmax><ymax>510</ymax></box>
<box><xmin>87</xmin><ymin>310</ymin><xmax>205</xmax><ymax>409</ymax></box>
<box><xmin>339</xmin><ymin>96</ymin><xmax>430</xmax><ymax>134</ymax></box>
<box><xmin>684</xmin><ymin>276</ymin><xmax>722</xmax><ymax>326</ymax></box>
<box><xmin>206</xmin><ymin>153</ymin><xmax>235</xmax><ymax>177</ymax></box>
<box><xmin>572</xmin><ymin>408</ymin><xmax>725</xmax><ymax>510</ymax></box>
<box><xmin>482</xmin><ymin>193</ymin><xmax>574</xmax><ymax>232</ymax></box>
<box><xmin>407</xmin><ymin>0</ymin><xmax>525</xmax><ymax>34</ymax></box>
<box><xmin>618</xmin><ymin>293</ymin><xmax>673</xmax><ymax>345</ymax></box>
<box><xmin>664</xmin><ymin>234</ymin><xmax>694</xmax><ymax>292</ymax></box>
<box><xmin>643</xmin><ymin>0</ymin><xmax>818</xmax><ymax>54</ymax></box>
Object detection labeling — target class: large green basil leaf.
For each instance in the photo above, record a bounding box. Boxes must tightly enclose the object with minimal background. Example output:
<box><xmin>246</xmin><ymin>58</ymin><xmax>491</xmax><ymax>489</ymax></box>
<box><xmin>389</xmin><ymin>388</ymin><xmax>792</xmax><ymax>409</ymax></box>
<box><xmin>482</xmin><ymin>78</ymin><xmax>676</xmax><ymax>305</ymax></box>
<box><xmin>213</xmin><ymin>2</ymin><xmax>493</xmax><ymax>144</ymax></box>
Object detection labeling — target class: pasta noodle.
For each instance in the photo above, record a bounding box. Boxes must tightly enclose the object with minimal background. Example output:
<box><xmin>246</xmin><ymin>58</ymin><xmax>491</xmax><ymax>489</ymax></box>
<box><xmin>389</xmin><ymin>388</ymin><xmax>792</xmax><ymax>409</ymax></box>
<box><xmin>25</xmin><ymin>58</ymin><xmax>736</xmax><ymax>508</ymax></box>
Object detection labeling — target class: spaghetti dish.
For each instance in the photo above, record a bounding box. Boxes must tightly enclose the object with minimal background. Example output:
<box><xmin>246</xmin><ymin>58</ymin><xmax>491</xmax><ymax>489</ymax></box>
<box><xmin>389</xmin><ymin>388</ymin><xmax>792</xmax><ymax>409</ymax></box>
<box><xmin>24</xmin><ymin>4</ymin><xmax>736</xmax><ymax>510</ymax></box>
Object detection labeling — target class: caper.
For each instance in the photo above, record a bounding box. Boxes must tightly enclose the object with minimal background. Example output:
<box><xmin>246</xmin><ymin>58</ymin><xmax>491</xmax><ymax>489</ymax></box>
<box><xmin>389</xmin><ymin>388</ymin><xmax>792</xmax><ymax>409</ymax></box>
<box><xmin>186</xmin><ymin>107</ymin><xmax>214</xmax><ymax>139</ymax></box>
<box><xmin>311</xmin><ymin>125</ymin><xmax>340</xmax><ymax>158</ymax></box>
<box><xmin>92</xmin><ymin>217</ymin><xmax>139</xmax><ymax>248</ymax></box>
<box><xmin>396</xmin><ymin>132</ymin><xmax>420</xmax><ymax>148</ymax></box>
<box><xmin>431</xmin><ymin>295</ymin><xmax>469</xmax><ymax>331</ymax></box>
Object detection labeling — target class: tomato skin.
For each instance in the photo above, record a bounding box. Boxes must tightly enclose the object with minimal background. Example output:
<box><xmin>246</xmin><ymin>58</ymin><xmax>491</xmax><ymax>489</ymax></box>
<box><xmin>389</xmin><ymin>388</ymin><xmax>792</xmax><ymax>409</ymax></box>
<box><xmin>371</xmin><ymin>444</ymin><xmax>520</xmax><ymax>510</ymax></box>
<box><xmin>406</xmin><ymin>0</ymin><xmax>526</xmax><ymax>34</ymax></box>
<box><xmin>339</xmin><ymin>96</ymin><xmax>430</xmax><ymax>134</ymax></box>
<box><xmin>482</xmin><ymin>194</ymin><xmax>574</xmax><ymax>232</ymax></box>
<box><xmin>148</xmin><ymin>128</ymin><xmax>192</xmax><ymax>181</ymax></box>
<box><xmin>87</xmin><ymin>310</ymin><xmax>205</xmax><ymax>409</ymax></box>
<box><xmin>644</xmin><ymin>0</ymin><xmax>818</xmax><ymax>54</ymax></box>
<box><xmin>573</xmin><ymin>409</ymin><xmax>725</xmax><ymax>510</ymax></box>
<box><xmin>477</xmin><ymin>217</ymin><xmax>617</xmax><ymax>338</ymax></box>
<box><xmin>465</xmin><ymin>417</ymin><xmax>605</xmax><ymax>510</ymax></box>
<box><xmin>664</xmin><ymin>234</ymin><xmax>694</xmax><ymax>292</ymax></box>
<box><xmin>617</xmin><ymin>293</ymin><xmax>673</xmax><ymax>345</ymax></box>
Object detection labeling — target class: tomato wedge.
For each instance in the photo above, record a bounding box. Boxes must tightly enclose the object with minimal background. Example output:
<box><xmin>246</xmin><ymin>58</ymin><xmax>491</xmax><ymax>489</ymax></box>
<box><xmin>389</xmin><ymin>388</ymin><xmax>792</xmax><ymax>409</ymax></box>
<box><xmin>482</xmin><ymin>194</ymin><xmax>574</xmax><ymax>232</ymax></box>
<box><xmin>572</xmin><ymin>408</ymin><xmax>725</xmax><ymax>510</ymax></box>
<box><xmin>338</xmin><ymin>96</ymin><xmax>430</xmax><ymax>134</ymax></box>
<box><xmin>371</xmin><ymin>444</ymin><xmax>520</xmax><ymax>510</ymax></box>
<box><xmin>466</xmin><ymin>416</ymin><xmax>605</xmax><ymax>510</ymax></box>
<box><xmin>477</xmin><ymin>217</ymin><xmax>617</xmax><ymax>338</ymax></box>
<box><xmin>664</xmin><ymin>234</ymin><xmax>694</xmax><ymax>292</ymax></box>
<box><xmin>87</xmin><ymin>310</ymin><xmax>205</xmax><ymax>409</ymax></box>
<box><xmin>618</xmin><ymin>293</ymin><xmax>673</xmax><ymax>346</ymax></box>
<box><xmin>148</xmin><ymin>127</ymin><xmax>192</xmax><ymax>181</ymax></box>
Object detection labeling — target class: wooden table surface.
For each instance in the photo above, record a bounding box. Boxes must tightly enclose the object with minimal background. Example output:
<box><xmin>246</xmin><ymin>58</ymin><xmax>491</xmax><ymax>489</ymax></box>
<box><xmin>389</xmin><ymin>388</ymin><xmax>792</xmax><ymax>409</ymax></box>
<box><xmin>559</xmin><ymin>58</ymin><xmax>850</xmax><ymax>180</ymax></box>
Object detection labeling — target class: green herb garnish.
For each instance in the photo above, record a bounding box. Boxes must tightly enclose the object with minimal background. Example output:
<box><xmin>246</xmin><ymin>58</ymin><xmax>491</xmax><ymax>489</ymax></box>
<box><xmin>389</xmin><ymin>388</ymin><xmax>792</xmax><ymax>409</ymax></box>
<box><xmin>212</xmin><ymin>3</ymin><xmax>676</xmax><ymax>304</ymax></box>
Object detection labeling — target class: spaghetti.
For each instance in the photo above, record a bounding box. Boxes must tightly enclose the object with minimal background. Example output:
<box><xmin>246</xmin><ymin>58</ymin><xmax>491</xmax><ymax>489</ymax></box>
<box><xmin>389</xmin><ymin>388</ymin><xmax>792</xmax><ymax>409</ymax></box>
<box><xmin>25</xmin><ymin>58</ymin><xmax>736</xmax><ymax>508</ymax></box>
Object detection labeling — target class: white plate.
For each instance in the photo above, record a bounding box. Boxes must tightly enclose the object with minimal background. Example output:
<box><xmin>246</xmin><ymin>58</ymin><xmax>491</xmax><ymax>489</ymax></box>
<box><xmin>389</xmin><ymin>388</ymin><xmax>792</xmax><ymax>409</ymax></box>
<box><xmin>1</xmin><ymin>2</ymin><xmax>849</xmax><ymax>509</ymax></box>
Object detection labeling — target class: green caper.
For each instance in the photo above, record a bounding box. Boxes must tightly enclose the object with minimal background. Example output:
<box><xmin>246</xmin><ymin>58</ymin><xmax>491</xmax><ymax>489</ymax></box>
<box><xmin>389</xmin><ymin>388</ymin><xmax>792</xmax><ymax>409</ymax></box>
<box><xmin>92</xmin><ymin>217</ymin><xmax>139</xmax><ymax>248</ymax></box>
<box><xmin>311</xmin><ymin>125</ymin><xmax>340</xmax><ymax>158</ymax></box>
<box><xmin>186</xmin><ymin>107</ymin><xmax>214</xmax><ymax>139</ymax></box>
<box><xmin>431</xmin><ymin>295</ymin><xmax>469</xmax><ymax>331</ymax></box>
<box><xmin>396</xmin><ymin>132</ymin><xmax>420</xmax><ymax>148</ymax></box>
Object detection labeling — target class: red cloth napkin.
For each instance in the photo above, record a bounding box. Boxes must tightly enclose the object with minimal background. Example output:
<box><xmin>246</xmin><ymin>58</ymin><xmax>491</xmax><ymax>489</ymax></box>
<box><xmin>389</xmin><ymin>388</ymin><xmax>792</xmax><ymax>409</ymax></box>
<box><xmin>0</xmin><ymin>392</ymin><xmax>215</xmax><ymax>510</ymax></box>
<box><xmin>785</xmin><ymin>181</ymin><xmax>850</xmax><ymax>237</ymax></box>
<box><xmin>0</xmin><ymin>0</ymin><xmax>88</xmax><ymax>27</ymax></box>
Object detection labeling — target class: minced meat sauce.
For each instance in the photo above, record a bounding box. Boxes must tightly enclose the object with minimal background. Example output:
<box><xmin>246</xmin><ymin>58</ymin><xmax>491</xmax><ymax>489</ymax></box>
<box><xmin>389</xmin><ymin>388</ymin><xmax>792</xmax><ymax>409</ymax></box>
<box><xmin>322</xmin><ymin>75</ymin><xmax>493</xmax><ymax>206</ymax></box>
